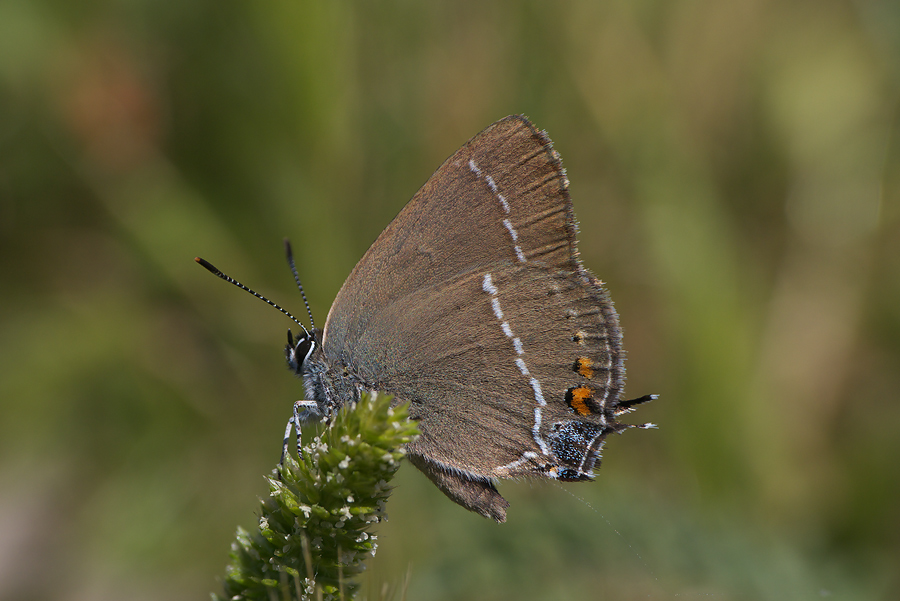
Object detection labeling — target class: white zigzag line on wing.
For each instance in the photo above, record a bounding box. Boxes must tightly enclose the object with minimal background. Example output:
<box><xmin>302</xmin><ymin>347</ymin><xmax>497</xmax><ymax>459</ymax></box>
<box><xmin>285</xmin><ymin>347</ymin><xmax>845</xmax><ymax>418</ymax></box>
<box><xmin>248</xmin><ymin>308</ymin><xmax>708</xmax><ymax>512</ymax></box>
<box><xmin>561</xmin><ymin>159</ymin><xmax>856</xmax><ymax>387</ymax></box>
<box><xmin>482</xmin><ymin>272</ymin><xmax>550</xmax><ymax>470</ymax></box>
<box><xmin>469</xmin><ymin>159</ymin><xmax>526</xmax><ymax>263</ymax></box>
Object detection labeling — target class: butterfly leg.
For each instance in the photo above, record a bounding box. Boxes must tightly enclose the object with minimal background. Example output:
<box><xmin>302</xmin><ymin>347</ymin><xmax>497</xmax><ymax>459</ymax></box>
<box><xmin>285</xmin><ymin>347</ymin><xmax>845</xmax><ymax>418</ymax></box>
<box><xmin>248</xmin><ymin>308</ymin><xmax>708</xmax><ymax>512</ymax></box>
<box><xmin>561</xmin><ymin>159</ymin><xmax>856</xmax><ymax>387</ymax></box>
<box><xmin>280</xmin><ymin>399</ymin><xmax>320</xmax><ymax>471</ymax></box>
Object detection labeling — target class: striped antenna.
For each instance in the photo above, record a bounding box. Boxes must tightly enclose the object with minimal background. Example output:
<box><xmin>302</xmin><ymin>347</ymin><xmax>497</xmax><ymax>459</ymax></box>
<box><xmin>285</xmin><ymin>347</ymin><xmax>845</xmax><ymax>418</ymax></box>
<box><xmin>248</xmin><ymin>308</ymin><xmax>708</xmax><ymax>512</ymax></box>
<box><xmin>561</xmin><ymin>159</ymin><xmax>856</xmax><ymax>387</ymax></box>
<box><xmin>195</xmin><ymin>257</ymin><xmax>310</xmax><ymax>335</ymax></box>
<box><xmin>283</xmin><ymin>239</ymin><xmax>316</xmax><ymax>331</ymax></box>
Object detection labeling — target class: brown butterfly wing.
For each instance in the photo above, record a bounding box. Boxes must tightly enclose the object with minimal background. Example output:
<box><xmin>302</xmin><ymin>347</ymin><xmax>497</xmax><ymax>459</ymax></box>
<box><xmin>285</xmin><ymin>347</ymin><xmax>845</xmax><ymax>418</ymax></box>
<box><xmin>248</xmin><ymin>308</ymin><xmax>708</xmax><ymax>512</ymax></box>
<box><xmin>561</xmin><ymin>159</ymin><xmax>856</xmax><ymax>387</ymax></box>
<box><xmin>319</xmin><ymin>115</ymin><xmax>627</xmax><ymax>521</ymax></box>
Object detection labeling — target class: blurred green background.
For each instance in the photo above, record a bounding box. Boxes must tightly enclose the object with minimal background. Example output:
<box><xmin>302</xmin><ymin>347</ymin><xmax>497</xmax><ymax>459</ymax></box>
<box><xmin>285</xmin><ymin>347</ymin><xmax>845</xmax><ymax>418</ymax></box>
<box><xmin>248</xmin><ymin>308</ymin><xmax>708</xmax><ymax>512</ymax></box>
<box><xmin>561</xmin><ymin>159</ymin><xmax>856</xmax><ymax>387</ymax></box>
<box><xmin>2</xmin><ymin>0</ymin><xmax>899</xmax><ymax>599</ymax></box>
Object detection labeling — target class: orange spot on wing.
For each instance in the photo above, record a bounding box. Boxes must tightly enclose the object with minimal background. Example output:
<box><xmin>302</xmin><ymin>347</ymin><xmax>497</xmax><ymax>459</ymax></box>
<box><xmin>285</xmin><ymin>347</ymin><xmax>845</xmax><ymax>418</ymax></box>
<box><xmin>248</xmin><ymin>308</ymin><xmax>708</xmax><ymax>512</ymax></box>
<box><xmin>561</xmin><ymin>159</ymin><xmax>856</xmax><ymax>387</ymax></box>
<box><xmin>574</xmin><ymin>357</ymin><xmax>594</xmax><ymax>379</ymax></box>
<box><xmin>566</xmin><ymin>386</ymin><xmax>595</xmax><ymax>416</ymax></box>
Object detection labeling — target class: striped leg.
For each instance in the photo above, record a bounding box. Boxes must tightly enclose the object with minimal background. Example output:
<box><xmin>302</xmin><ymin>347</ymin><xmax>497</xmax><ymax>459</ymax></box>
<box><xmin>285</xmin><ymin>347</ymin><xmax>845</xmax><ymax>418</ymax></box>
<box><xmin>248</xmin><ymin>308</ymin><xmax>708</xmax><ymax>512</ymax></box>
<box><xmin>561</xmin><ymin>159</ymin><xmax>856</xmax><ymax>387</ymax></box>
<box><xmin>279</xmin><ymin>400</ymin><xmax>320</xmax><ymax>472</ymax></box>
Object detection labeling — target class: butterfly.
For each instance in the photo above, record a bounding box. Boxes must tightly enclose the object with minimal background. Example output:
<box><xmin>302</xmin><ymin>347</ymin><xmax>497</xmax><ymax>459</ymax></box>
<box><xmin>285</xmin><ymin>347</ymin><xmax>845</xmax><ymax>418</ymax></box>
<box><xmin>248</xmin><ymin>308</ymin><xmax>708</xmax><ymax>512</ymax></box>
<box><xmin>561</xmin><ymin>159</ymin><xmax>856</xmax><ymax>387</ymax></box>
<box><xmin>198</xmin><ymin>115</ymin><xmax>654</xmax><ymax>522</ymax></box>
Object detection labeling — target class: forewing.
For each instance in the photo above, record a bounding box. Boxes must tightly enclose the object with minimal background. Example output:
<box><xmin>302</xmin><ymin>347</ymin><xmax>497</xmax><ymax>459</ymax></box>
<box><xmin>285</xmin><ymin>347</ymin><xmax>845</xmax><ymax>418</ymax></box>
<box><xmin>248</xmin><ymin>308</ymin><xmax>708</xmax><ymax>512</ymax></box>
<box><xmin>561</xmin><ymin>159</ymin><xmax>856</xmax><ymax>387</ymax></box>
<box><xmin>322</xmin><ymin>115</ymin><xmax>577</xmax><ymax>370</ymax></box>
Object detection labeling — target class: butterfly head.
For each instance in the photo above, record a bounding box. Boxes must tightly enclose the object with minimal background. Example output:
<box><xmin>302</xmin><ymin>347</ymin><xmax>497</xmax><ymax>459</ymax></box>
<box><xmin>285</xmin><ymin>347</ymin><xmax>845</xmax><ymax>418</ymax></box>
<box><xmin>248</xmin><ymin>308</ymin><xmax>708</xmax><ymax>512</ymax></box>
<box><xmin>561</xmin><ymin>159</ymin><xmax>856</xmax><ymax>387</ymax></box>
<box><xmin>285</xmin><ymin>327</ymin><xmax>320</xmax><ymax>376</ymax></box>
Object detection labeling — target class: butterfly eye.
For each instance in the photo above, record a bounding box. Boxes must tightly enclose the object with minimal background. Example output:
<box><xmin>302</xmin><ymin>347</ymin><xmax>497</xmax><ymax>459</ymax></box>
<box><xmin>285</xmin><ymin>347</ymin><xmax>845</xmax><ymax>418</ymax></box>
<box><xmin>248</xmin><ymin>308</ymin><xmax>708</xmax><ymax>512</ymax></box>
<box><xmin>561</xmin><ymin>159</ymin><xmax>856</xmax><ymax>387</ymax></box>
<box><xmin>285</xmin><ymin>329</ymin><xmax>316</xmax><ymax>374</ymax></box>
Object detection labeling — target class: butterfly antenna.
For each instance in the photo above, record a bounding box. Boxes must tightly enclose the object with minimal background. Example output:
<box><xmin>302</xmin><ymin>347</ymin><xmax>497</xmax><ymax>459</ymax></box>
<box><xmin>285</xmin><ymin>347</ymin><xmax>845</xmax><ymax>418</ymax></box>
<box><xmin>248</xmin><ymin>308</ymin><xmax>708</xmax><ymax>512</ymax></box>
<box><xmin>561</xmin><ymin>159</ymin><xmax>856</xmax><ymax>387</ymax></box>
<box><xmin>283</xmin><ymin>238</ymin><xmax>316</xmax><ymax>331</ymax></box>
<box><xmin>195</xmin><ymin>257</ymin><xmax>310</xmax><ymax>335</ymax></box>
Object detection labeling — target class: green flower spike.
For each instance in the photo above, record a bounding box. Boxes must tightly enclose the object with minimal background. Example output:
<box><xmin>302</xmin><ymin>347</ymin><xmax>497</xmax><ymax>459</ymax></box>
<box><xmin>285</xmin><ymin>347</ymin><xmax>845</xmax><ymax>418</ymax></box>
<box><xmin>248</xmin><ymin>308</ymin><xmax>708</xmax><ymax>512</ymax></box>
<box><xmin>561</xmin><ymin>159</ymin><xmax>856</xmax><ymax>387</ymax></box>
<box><xmin>214</xmin><ymin>392</ymin><xmax>419</xmax><ymax>601</ymax></box>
